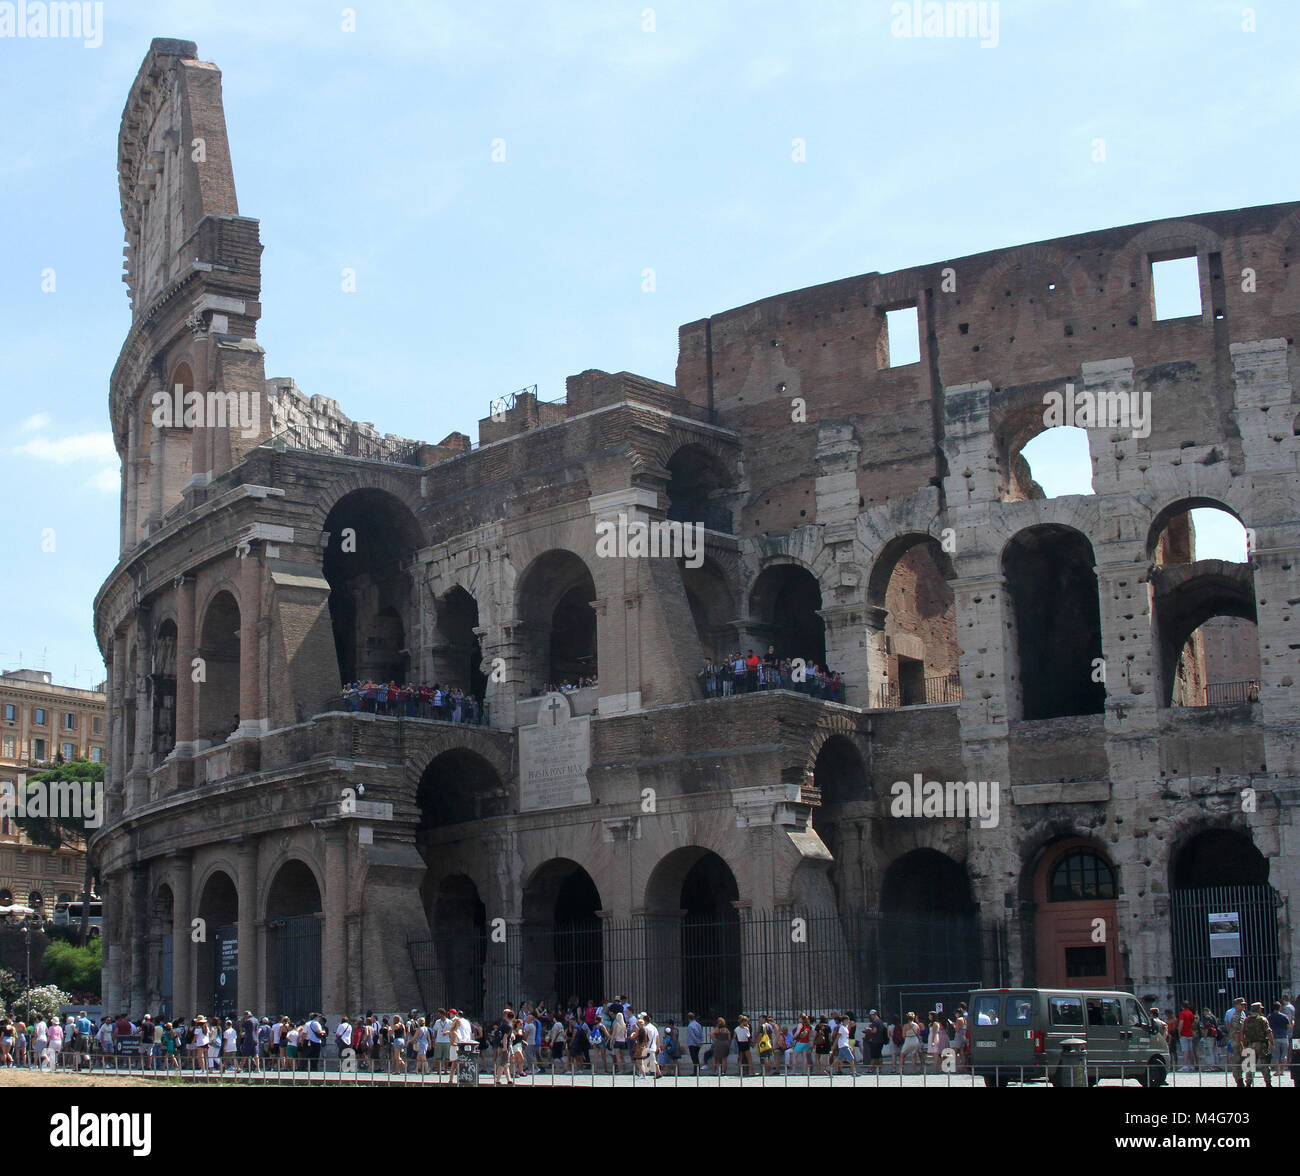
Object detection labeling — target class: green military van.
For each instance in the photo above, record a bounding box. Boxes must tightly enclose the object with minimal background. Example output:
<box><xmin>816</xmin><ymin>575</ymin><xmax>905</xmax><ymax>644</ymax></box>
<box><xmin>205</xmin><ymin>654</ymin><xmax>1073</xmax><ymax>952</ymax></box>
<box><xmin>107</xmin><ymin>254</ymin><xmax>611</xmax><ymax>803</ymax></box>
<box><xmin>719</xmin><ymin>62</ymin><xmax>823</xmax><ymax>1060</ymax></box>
<box><xmin>967</xmin><ymin>988</ymin><xmax>1170</xmax><ymax>1087</ymax></box>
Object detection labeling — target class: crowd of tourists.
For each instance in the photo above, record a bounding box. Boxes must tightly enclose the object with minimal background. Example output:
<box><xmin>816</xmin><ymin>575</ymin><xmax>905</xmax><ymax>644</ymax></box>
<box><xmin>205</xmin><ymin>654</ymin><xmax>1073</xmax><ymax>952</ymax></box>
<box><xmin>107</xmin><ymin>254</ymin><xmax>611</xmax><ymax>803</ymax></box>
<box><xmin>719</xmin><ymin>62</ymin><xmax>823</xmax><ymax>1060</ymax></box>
<box><xmin>341</xmin><ymin>681</ymin><xmax>486</xmax><ymax>723</ymax></box>
<box><xmin>532</xmin><ymin>676</ymin><xmax>598</xmax><ymax>694</ymax></box>
<box><xmin>1148</xmin><ymin>995</ymin><xmax>1295</xmax><ymax>1087</ymax></box>
<box><xmin>698</xmin><ymin>647</ymin><xmax>845</xmax><ymax>702</ymax></box>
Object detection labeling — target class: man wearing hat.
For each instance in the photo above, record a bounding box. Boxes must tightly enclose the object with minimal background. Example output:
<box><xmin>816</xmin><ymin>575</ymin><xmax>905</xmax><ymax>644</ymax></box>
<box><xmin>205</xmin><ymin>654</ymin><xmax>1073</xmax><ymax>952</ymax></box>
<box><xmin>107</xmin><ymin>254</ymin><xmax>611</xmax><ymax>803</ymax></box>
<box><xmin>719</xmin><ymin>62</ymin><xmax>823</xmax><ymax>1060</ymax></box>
<box><xmin>1237</xmin><ymin>1002</ymin><xmax>1274</xmax><ymax>1088</ymax></box>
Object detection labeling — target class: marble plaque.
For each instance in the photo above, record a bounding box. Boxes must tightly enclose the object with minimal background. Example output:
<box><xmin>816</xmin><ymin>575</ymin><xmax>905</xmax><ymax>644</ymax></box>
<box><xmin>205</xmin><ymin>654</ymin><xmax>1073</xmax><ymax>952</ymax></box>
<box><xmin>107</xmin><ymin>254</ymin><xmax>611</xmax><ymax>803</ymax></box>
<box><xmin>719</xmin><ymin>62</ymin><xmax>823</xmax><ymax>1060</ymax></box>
<box><xmin>519</xmin><ymin>691</ymin><xmax>592</xmax><ymax>811</ymax></box>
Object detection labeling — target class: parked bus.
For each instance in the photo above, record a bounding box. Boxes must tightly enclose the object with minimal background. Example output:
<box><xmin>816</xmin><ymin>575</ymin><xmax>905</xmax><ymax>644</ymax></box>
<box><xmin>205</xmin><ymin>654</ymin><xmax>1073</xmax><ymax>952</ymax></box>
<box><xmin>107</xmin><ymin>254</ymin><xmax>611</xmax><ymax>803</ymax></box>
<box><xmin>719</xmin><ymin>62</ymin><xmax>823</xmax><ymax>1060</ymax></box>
<box><xmin>52</xmin><ymin>900</ymin><xmax>102</xmax><ymax>934</ymax></box>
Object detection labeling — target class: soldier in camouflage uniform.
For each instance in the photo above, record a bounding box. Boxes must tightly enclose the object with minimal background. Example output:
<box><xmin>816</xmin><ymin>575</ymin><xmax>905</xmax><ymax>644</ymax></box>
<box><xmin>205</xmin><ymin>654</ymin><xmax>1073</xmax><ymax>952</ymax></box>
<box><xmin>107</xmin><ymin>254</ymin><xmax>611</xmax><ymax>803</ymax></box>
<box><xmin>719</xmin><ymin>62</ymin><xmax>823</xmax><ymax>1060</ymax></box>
<box><xmin>1235</xmin><ymin>1001</ymin><xmax>1274</xmax><ymax>1088</ymax></box>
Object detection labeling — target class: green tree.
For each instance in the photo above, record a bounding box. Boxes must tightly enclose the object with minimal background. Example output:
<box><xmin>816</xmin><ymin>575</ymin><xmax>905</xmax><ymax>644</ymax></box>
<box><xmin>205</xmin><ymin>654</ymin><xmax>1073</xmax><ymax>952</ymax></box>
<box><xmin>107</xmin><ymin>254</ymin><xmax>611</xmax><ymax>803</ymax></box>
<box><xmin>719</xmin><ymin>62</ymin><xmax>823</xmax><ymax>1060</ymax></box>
<box><xmin>42</xmin><ymin>937</ymin><xmax>102</xmax><ymax>994</ymax></box>
<box><xmin>11</xmin><ymin>758</ymin><xmax>103</xmax><ymax>943</ymax></box>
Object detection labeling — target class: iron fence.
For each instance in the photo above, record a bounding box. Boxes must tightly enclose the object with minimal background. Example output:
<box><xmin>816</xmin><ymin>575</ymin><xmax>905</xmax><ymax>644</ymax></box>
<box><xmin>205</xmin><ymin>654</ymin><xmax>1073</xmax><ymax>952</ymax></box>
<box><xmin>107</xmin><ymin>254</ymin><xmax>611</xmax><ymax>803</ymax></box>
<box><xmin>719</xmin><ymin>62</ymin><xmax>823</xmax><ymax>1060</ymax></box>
<box><xmin>1202</xmin><ymin>680</ymin><xmax>1261</xmax><ymax>707</ymax></box>
<box><xmin>407</xmin><ymin>907</ymin><xmax>1005</xmax><ymax>1026</ymax></box>
<box><xmin>874</xmin><ymin>672</ymin><xmax>963</xmax><ymax>709</ymax></box>
<box><xmin>1169</xmin><ymin>884</ymin><xmax>1282</xmax><ymax>1015</ymax></box>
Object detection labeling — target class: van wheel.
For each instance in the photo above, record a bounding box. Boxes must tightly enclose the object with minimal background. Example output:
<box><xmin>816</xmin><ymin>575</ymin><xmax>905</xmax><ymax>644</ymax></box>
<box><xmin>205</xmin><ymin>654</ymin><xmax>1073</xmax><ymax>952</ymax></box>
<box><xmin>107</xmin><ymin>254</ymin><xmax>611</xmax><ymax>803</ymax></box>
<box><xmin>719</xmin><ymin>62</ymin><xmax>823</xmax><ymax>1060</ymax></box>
<box><xmin>1141</xmin><ymin>1057</ymin><xmax>1167</xmax><ymax>1088</ymax></box>
<box><xmin>983</xmin><ymin>1073</ymin><xmax>1011</xmax><ymax>1088</ymax></box>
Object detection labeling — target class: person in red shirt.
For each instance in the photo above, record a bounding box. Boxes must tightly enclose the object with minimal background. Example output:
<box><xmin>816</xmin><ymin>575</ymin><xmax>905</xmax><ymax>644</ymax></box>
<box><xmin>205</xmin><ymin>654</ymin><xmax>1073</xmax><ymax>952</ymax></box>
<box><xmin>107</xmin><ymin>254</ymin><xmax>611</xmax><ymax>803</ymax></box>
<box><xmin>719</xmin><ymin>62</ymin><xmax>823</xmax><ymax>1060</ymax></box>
<box><xmin>745</xmin><ymin>650</ymin><xmax>760</xmax><ymax>693</ymax></box>
<box><xmin>1177</xmin><ymin>1001</ymin><xmax>1198</xmax><ymax>1071</ymax></box>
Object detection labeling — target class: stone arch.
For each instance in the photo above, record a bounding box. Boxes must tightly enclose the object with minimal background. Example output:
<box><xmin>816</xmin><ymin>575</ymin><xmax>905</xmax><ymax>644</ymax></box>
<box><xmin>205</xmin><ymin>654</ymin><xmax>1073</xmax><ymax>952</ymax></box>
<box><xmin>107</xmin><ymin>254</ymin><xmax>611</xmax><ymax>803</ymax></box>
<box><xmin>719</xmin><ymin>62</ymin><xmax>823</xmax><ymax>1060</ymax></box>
<box><xmin>196</xmin><ymin>589</ymin><xmax>241</xmax><ymax>744</ymax></box>
<box><xmin>748</xmin><ymin>559</ymin><xmax>826</xmax><ymax>666</ymax></box>
<box><xmin>160</xmin><ymin>360</ymin><xmax>195</xmax><ymax>512</ymax></box>
<box><xmin>194</xmin><ymin>867</ymin><xmax>239</xmax><ymax>1018</ymax></box>
<box><xmin>151</xmin><ymin>617</ymin><xmax>178</xmax><ymax>764</ymax></box>
<box><xmin>322</xmin><ymin>487</ymin><xmax>423</xmax><ymax>686</ymax></box>
<box><xmin>1002</xmin><ymin>524</ymin><xmax>1105</xmax><ymax>720</ymax></box>
<box><xmin>680</xmin><ymin>555</ymin><xmax>737</xmax><ymax>663</ymax></box>
<box><xmin>431</xmin><ymin>585</ymin><xmax>487</xmax><ymax>699</ymax></box>
<box><xmin>264</xmin><ymin>857</ymin><xmax>323</xmax><ymax>1020</ymax></box>
<box><xmin>644</xmin><ymin>846</ymin><xmax>741</xmax><ymax>1023</ymax></box>
<box><xmin>426</xmin><ymin>873</ymin><xmax>487</xmax><ymax>1018</ymax></box>
<box><xmin>866</xmin><ymin>533</ymin><xmax>958</xmax><ymax>706</ymax></box>
<box><xmin>1025</xmin><ymin>836</ymin><xmax>1121</xmax><ymax>989</ymax></box>
<box><xmin>515</xmin><ymin>549</ymin><xmax>599</xmax><ymax>691</ymax></box>
<box><xmin>1146</xmin><ymin>496</ymin><xmax>1248</xmax><ymax>564</ymax></box>
<box><xmin>1151</xmin><ymin>561</ymin><xmax>1257</xmax><ymax>707</ymax></box>
<box><xmin>663</xmin><ymin>442</ymin><xmax>736</xmax><ymax>533</ymax></box>
<box><xmin>416</xmin><ymin>747</ymin><xmax>507</xmax><ymax>830</ymax></box>
<box><xmin>992</xmin><ymin>390</ymin><xmax>1094</xmax><ymax>503</ymax></box>
<box><xmin>522</xmin><ymin>858</ymin><xmax>603</xmax><ymax>1009</ymax></box>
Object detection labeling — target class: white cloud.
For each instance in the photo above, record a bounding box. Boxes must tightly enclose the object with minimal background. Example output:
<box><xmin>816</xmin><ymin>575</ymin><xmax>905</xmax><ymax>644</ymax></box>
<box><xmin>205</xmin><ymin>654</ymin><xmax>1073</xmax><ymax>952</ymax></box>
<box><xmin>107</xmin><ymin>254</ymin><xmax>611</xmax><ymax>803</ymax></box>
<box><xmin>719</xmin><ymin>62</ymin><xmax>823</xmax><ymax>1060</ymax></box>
<box><xmin>13</xmin><ymin>433</ymin><xmax>117</xmax><ymax>464</ymax></box>
<box><xmin>20</xmin><ymin>413</ymin><xmax>51</xmax><ymax>432</ymax></box>
<box><xmin>86</xmin><ymin>466</ymin><xmax>122</xmax><ymax>496</ymax></box>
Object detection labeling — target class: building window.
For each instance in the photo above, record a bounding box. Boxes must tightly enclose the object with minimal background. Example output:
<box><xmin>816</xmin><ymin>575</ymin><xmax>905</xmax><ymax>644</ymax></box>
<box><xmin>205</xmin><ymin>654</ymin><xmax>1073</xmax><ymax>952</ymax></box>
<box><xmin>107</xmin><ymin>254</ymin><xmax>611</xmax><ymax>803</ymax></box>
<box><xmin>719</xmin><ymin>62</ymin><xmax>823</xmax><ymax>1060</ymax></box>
<box><xmin>1049</xmin><ymin>849</ymin><xmax>1116</xmax><ymax>902</ymax></box>
<box><xmin>61</xmin><ymin>743</ymin><xmax>75</xmax><ymax>760</ymax></box>
<box><xmin>34</xmin><ymin>709</ymin><xmax>47</xmax><ymax>726</ymax></box>
<box><xmin>61</xmin><ymin>856</ymin><xmax>71</xmax><ymax>875</ymax></box>
<box><xmin>90</xmin><ymin>746</ymin><xmax>102</xmax><ymax>764</ymax></box>
<box><xmin>3</xmin><ymin>704</ymin><xmax>14</xmax><ymax>722</ymax></box>
<box><xmin>92</xmin><ymin>716</ymin><xmax>103</xmax><ymax>735</ymax></box>
<box><xmin>63</xmin><ymin>712</ymin><xmax>75</xmax><ymax>730</ymax></box>
<box><xmin>0</xmin><ymin>888</ymin><xmax>10</xmax><ymax>904</ymax></box>
<box><xmin>28</xmin><ymin>891</ymin><xmax>42</xmax><ymax>913</ymax></box>
<box><xmin>32</xmin><ymin>738</ymin><xmax>46</xmax><ymax>762</ymax></box>
<box><xmin>2</xmin><ymin>735</ymin><xmax>13</xmax><ymax>758</ymax></box>
<box><xmin>1</xmin><ymin>816</ymin><xmax>9</xmax><ymax>836</ymax></box>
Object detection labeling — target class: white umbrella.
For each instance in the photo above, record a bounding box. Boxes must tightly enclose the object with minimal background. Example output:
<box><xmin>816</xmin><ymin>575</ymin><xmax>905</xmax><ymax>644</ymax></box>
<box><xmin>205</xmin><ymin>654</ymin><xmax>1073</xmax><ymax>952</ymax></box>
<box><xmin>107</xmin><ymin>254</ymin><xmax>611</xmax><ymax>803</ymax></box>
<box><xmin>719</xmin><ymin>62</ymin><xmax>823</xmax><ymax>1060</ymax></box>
<box><xmin>0</xmin><ymin>904</ymin><xmax>37</xmax><ymax>917</ymax></box>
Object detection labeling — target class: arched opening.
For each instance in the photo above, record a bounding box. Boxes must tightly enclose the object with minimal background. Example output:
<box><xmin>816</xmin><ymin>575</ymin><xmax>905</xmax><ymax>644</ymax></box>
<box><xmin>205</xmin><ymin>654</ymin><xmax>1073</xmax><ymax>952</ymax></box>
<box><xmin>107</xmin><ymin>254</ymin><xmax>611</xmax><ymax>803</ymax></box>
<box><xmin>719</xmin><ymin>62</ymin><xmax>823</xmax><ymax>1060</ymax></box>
<box><xmin>28</xmin><ymin>890</ymin><xmax>43</xmax><ymax>916</ymax></box>
<box><xmin>197</xmin><ymin>592</ymin><xmax>241</xmax><ymax>744</ymax></box>
<box><xmin>416</xmin><ymin>749</ymin><xmax>506</xmax><ymax>830</ymax></box>
<box><xmin>748</xmin><ymin>564</ymin><xmax>826</xmax><ymax>667</ymax></box>
<box><xmin>516</xmin><ymin>550</ymin><xmax>599</xmax><ymax>692</ymax></box>
<box><xmin>195</xmin><ymin>870</ymin><xmax>239</xmax><ymax>1020</ymax></box>
<box><xmin>1031</xmin><ymin>840</ymin><xmax>1120</xmax><ymax>989</ymax></box>
<box><xmin>809</xmin><ymin>736</ymin><xmax>869</xmax><ymax>905</ymax></box>
<box><xmin>265</xmin><ymin>860</ymin><xmax>322</xmax><ymax>1020</ymax></box>
<box><xmin>665</xmin><ymin>444</ymin><xmax>733</xmax><ymax>533</ymax></box>
<box><xmin>1017</xmin><ymin>427</ymin><xmax>1095</xmax><ymax>500</ymax></box>
<box><xmin>432</xmin><ymin>587</ymin><xmax>487</xmax><ymax>701</ymax></box>
<box><xmin>998</xmin><ymin>391</ymin><xmax>1098</xmax><ymax>503</ymax></box>
<box><xmin>1169</xmin><ymin>829</ymin><xmax>1278</xmax><ymax>1015</ymax></box>
<box><xmin>152</xmin><ymin>884</ymin><xmax>175</xmax><ymax>1017</ymax></box>
<box><xmin>644</xmin><ymin>847</ymin><xmax>741</xmax><ymax>1024</ymax></box>
<box><xmin>161</xmin><ymin>362</ymin><xmax>195</xmax><ymax>514</ymax></box>
<box><xmin>1003</xmin><ymin>526</ymin><xmax>1105</xmax><ymax>720</ymax></box>
<box><xmin>879</xmin><ymin>849</ymin><xmax>982</xmax><ymax>1020</ymax></box>
<box><xmin>322</xmin><ymin>489</ymin><xmax>421</xmax><ymax>687</ymax></box>
<box><xmin>868</xmin><ymin>536</ymin><xmax>960</xmax><ymax>707</ymax></box>
<box><xmin>1149</xmin><ymin>500</ymin><xmax>1251</xmax><ymax>566</ymax></box>
<box><xmin>521</xmin><ymin>859</ymin><xmax>603</xmax><ymax>1009</ymax></box>
<box><xmin>427</xmin><ymin>874</ymin><xmax>486</xmax><ymax>1018</ymax></box>
<box><xmin>151</xmin><ymin>619</ymin><xmax>177</xmax><ymax>765</ymax></box>
<box><xmin>679</xmin><ymin>557</ymin><xmax>737</xmax><ymax>664</ymax></box>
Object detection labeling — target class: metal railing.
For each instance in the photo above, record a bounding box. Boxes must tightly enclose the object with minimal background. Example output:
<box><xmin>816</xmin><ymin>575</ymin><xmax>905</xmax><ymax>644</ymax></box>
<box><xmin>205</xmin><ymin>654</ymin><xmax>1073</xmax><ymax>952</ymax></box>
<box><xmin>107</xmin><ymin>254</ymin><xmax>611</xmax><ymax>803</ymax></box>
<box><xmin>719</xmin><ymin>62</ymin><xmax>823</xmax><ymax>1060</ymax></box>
<box><xmin>874</xmin><ymin>672</ymin><xmax>963</xmax><ymax>709</ymax></box>
<box><xmin>1202</xmin><ymin>679</ymin><xmax>1261</xmax><ymax>707</ymax></box>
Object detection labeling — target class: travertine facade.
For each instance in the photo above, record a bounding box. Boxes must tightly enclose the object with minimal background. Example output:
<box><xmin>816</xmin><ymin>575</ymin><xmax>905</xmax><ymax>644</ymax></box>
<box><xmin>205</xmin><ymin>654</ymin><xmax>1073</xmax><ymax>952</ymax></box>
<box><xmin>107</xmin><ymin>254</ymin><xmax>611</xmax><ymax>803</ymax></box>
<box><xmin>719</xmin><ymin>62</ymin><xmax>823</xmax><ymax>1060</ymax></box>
<box><xmin>92</xmin><ymin>39</ymin><xmax>1299</xmax><ymax>1024</ymax></box>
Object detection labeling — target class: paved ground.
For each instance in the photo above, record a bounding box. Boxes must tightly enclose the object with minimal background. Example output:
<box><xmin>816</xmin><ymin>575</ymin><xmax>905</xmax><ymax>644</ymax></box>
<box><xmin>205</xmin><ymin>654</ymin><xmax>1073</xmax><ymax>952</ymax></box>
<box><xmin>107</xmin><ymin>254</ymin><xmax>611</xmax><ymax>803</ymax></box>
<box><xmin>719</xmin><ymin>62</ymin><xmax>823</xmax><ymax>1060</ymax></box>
<box><xmin>1</xmin><ymin>1064</ymin><xmax>1290</xmax><ymax>1089</ymax></box>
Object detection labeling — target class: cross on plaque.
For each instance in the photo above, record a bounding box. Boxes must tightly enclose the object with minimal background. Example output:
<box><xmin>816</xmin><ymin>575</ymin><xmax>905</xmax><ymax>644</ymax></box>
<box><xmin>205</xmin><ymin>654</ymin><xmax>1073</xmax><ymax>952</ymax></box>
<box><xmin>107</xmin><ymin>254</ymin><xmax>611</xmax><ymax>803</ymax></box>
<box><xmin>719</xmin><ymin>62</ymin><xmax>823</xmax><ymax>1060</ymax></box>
<box><xmin>544</xmin><ymin>696</ymin><xmax>564</xmax><ymax>726</ymax></box>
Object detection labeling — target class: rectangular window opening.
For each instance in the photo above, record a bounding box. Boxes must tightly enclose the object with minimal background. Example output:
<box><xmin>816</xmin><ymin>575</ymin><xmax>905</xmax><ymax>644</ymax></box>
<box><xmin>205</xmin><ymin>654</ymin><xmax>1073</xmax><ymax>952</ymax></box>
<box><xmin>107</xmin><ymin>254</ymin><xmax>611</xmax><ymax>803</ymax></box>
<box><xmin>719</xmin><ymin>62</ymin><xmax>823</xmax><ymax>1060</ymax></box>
<box><xmin>1151</xmin><ymin>254</ymin><xmax>1202</xmax><ymax>321</ymax></box>
<box><xmin>881</xmin><ymin>304</ymin><xmax>921</xmax><ymax>368</ymax></box>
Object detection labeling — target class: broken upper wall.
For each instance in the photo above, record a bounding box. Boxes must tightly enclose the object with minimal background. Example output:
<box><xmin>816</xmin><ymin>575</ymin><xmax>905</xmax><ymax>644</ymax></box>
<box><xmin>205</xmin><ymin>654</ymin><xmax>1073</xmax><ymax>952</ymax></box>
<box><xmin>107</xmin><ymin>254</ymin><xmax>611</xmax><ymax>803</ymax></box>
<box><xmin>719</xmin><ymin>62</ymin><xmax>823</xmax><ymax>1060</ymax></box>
<box><xmin>677</xmin><ymin>201</ymin><xmax>1300</xmax><ymax>510</ymax></box>
<box><xmin>118</xmin><ymin>37</ymin><xmax>242</xmax><ymax>320</ymax></box>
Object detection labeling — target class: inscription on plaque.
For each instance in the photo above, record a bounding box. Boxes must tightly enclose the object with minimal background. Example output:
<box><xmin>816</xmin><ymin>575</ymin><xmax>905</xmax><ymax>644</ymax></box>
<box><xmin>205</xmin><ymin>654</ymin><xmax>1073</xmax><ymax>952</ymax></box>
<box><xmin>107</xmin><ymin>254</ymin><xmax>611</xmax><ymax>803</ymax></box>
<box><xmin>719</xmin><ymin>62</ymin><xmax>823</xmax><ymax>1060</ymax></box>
<box><xmin>519</xmin><ymin>692</ymin><xmax>592</xmax><ymax>811</ymax></box>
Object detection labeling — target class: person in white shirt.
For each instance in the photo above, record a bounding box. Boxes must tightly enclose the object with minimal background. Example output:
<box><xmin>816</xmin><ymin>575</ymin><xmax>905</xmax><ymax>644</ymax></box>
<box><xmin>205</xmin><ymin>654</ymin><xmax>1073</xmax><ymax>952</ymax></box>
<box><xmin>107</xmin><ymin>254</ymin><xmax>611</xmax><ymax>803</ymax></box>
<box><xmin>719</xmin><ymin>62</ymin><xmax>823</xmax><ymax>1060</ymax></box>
<box><xmin>221</xmin><ymin>1020</ymin><xmax>238</xmax><ymax>1069</ymax></box>
<box><xmin>432</xmin><ymin>1011</ymin><xmax>452</xmax><ymax>1079</ymax></box>
<box><xmin>335</xmin><ymin>1015</ymin><xmax>353</xmax><ymax>1061</ymax></box>
<box><xmin>641</xmin><ymin>1016</ymin><xmax>660</xmax><ymax>1078</ymax></box>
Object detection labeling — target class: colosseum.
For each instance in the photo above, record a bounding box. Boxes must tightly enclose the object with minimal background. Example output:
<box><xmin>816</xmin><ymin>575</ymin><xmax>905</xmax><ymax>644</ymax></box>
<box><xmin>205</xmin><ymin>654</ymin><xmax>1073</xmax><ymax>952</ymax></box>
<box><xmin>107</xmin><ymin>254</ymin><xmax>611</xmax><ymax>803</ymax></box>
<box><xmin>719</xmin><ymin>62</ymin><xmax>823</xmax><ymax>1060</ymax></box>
<box><xmin>92</xmin><ymin>38</ymin><xmax>1299</xmax><ymax>1026</ymax></box>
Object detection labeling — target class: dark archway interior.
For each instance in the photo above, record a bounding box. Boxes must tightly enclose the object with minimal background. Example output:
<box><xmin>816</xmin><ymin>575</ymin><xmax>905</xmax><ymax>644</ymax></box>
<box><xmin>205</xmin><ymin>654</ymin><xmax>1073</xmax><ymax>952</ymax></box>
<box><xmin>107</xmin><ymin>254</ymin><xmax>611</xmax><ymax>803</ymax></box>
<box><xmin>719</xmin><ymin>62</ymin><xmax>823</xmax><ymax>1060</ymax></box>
<box><xmin>151</xmin><ymin>619</ymin><xmax>177</xmax><ymax>764</ymax></box>
<box><xmin>435</xmin><ymin>587</ymin><xmax>487</xmax><ymax>697</ymax></box>
<box><xmin>196</xmin><ymin>871</ymin><xmax>238</xmax><ymax>1018</ymax></box>
<box><xmin>680</xmin><ymin>559</ymin><xmax>737</xmax><ymax>662</ymax></box>
<box><xmin>1171</xmin><ymin>829</ymin><xmax>1269</xmax><ymax>889</ymax></box>
<box><xmin>1003</xmin><ymin>526</ymin><xmax>1105</xmax><ymax>720</ymax></box>
<box><xmin>750</xmin><ymin>565</ymin><xmax>826</xmax><ymax>665</ymax></box>
<box><xmin>518</xmin><ymin>551</ymin><xmax>599</xmax><ymax>690</ymax></box>
<box><xmin>666</xmin><ymin>444</ymin><xmax>733</xmax><ymax>533</ymax></box>
<box><xmin>197</xmin><ymin>593</ymin><xmax>241</xmax><ymax>743</ymax></box>
<box><xmin>431</xmin><ymin>875</ymin><xmax>486</xmax><ymax>1018</ymax></box>
<box><xmin>1155</xmin><ymin>571</ymin><xmax>1257</xmax><ymax>707</ymax></box>
<box><xmin>810</xmin><ymin>736</ymin><xmax>869</xmax><ymax>904</ymax></box>
<box><xmin>680</xmin><ymin>851</ymin><xmax>741</xmax><ymax>1025</ymax></box>
<box><xmin>323</xmin><ymin>490</ymin><xmax>420</xmax><ymax>686</ymax></box>
<box><xmin>417</xmin><ymin>750</ymin><xmax>506</xmax><ymax>829</ymax></box>
<box><xmin>265</xmin><ymin>861</ymin><xmax>322</xmax><ymax>1021</ymax></box>
<box><xmin>522</xmin><ymin>860</ymin><xmax>603</xmax><ymax>1008</ymax></box>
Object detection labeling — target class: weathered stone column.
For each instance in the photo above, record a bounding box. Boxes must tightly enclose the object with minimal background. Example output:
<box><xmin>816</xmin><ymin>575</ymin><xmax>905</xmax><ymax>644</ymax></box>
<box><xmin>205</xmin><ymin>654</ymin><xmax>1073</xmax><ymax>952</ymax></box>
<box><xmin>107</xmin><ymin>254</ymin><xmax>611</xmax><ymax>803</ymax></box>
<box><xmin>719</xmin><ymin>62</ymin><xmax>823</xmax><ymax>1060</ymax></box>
<box><xmin>170</xmin><ymin>852</ymin><xmax>193</xmax><ymax>1018</ymax></box>
<box><xmin>147</xmin><ymin>374</ymin><xmax>165</xmax><ymax>532</ymax></box>
<box><xmin>129</xmin><ymin>610</ymin><xmax>153</xmax><ymax>810</ymax></box>
<box><xmin>236</xmin><ymin>838</ymin><xmax>258</xmax><ymax>1014</ymax></box>
<box><xmin>124</xmin><ymin>411</ymin><xmax>139</xmax><ymax>548</ymax></box>
<box><xmin>322</xmin><ymin>824</ymin><xmax>348</xmax><ymax>1018</ymax></box>
<box><xmin>173</xmin><ymin>574</ymin><xmax>197</xmax><ymax>755</ymax></box>
<box><xmin>235</xmin><ymin>547</ymin><xmax>264</xmax><ymax>736</ymax></box>
<box><xmin>129</xmin><ymin>864</ymin><xmax>149</xmax><ymax>1013</ymax></box>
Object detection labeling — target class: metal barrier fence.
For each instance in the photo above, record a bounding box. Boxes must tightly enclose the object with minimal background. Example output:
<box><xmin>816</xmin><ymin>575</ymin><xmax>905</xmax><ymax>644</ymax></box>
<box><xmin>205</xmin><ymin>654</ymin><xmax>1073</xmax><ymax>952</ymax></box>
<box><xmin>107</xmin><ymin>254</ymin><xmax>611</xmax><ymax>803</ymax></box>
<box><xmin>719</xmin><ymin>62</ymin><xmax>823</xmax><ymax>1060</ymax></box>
<box><xmin>15</xmin><ymin>1046</ymin><xmax>1297</xmax><ymax>1089</ymax></box>
<box><xmin>1203</xmin><ymin>679</ymin><xmax>1261</xmax><ymax>707</ymax></box>
<box><xmin>874</xmin><ymin>672</ymin><xmax>963</xmax><ymax>709</ymax></box>
<box><xmin>408</xmin><ymin>907</ymin><xmax>1005</xmax><ymax>1026</ymax></box>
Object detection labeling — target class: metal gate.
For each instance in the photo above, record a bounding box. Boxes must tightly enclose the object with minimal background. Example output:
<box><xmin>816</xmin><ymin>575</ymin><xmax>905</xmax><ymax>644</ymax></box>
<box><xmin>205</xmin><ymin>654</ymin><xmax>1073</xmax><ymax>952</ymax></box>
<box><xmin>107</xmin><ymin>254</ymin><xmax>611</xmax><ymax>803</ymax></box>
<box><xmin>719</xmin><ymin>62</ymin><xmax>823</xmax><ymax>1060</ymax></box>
<box><xmin>275</xmin><ymin>914</ymin><xmax>321</xmax><ymax>1020</ymax></box>
<box><xmin>1170</xmin><ymin>884</ymin><xmax>1282</xmax><ymax>1013</ymax></box>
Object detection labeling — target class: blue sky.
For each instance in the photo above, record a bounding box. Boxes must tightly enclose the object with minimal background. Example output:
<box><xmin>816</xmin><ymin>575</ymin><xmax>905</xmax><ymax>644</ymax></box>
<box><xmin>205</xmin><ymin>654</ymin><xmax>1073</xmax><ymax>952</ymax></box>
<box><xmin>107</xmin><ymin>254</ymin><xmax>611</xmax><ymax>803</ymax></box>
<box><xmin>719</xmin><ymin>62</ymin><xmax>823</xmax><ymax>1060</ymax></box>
<box><xmin>0</xmin><ymin>0</ymin><xmax>1285</xmax><ymax>688</ymax></box>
